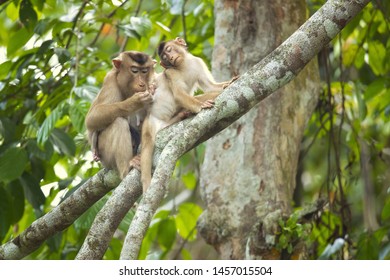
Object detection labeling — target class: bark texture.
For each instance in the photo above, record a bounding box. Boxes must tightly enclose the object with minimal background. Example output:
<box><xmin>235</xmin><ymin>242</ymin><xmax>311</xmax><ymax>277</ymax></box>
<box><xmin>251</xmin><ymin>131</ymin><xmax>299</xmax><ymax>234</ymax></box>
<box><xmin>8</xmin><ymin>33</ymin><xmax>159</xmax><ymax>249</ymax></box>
<box><xmin>198</xmin><ymin>0</ymin><xmax>320</xmax><ymax>259</ymax></box>
<box><xmin>121</xmin><ymin>0</ymin><xmax>370</xmax><ymax>259</ymax></box>
<box><xmin>1</xmin><ymin>0</ymin><xmax>369</xmax><ymax>260</ymax></box>
<box><xmin>0</xmin><ymin>169</ymin><xmax>119</xmax><ymax>260</ymax></box>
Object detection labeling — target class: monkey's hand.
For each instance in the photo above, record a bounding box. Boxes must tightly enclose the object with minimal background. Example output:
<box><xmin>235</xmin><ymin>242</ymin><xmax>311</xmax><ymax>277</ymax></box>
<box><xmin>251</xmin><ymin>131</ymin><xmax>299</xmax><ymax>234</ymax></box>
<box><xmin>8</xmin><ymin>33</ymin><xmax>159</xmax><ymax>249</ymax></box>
<box><xmin>135</xmin><ymin>90</ymin><xmax>154</xmax><ymax>105</ymax></box>
<box><xmin>93</xmin><ymin>151</ymin><xmax>100</xmax><ymax>162</ymax></box>
<box><xmin>148</xmin><ymin>83</ymin><xmax>157</xmax><ymax>95</ymax></box>
<box><xmin>129</xmin><ymin>155</ymin><xmax>141</xmax><ymax>171</ymax></box>
<box><xmin>201</xmin><ymin>100</ymin><xmax>215</xmax><ymax>109</ymax></box>
<box><xmin>222</xmin><ymin>75</ymin><xmax>240</xmax><ymax>89</ymax></box>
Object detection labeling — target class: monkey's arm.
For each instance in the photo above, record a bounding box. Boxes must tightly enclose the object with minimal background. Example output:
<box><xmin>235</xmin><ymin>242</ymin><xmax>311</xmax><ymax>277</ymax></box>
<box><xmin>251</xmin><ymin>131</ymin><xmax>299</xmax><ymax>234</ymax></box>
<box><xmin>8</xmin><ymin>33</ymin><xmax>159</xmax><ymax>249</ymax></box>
<box><xmin>85</xmin><ymin>92</ymin><xmax>151</xmax><ymax>132</ymax></box>
<box><xmin>194</xmin><ymin>91</ymin><xmax>220</xmax><ymax>102</ymax></box>
<box><xmin>196</xmin><ymin>59</ymin><xmax>238</xmax><ymax>92</ymax></box>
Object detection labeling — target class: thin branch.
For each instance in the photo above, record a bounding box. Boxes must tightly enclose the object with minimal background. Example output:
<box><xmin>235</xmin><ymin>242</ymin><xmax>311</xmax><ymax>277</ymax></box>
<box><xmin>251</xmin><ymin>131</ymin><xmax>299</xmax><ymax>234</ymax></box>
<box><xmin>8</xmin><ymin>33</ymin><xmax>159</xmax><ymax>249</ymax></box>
<box><xmin>66</xmin><ymin>0</ymin><xmax>90</xmax><ymax>49</ymax></box>
<box><xmin>89</xmin><ymin>0</ymin><xmax>131</xmax><ymax>48</ymax></box>
<box><xmin>119</xmin><ymin>0</ymin><xmax>371</xmax><ymax>259</ymax></box>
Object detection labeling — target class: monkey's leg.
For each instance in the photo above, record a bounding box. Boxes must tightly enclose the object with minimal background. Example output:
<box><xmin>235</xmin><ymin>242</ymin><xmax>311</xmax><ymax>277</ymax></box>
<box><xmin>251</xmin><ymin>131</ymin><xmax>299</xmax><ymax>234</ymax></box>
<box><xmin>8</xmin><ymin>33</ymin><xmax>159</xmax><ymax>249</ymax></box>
<box><xmin>129</xmin><ymin>155</ymin><xmax>141</xmax><ymax>171</ymax></box>
<box><xmin>140</xmin><ymin>120</ymin><xmax>156</xmax><ymax>193</ymax></box>
<box><xmin>98</xmin><ymin>118</ymin><xmax>134</xmax><ymax>179</ymax></box>
<box><xmin>195</xmin><ymin>91</ymin><xmax>221</xmax><ymax>102</ymax></box>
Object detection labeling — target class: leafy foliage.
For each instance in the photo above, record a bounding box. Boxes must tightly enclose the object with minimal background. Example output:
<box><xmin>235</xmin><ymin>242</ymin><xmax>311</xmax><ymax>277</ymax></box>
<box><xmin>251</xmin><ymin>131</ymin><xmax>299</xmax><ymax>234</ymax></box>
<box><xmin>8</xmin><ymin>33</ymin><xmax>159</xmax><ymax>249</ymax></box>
<box><xmin>295</xmin><ymin>1</ymin><xmax>390</xmax><ymax>259</ymax></box>
<box><xmin>0</xmin><ymin>0</ymin><xmax>214</xmax><ymax>259</ymax></box>
<box><xmin>0</xmin><ymin>0</ymin><xmax>389</xmax><ymax>260</ymax></box>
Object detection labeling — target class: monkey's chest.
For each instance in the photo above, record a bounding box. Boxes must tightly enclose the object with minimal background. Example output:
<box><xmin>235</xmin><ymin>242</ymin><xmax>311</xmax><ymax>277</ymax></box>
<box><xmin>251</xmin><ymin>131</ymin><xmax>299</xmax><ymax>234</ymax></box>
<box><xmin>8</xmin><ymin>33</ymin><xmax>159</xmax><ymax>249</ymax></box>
<box><xmin>151</xmin><ymin>88</ymin><xmax>178</xmax><ymax>122</ymax></box>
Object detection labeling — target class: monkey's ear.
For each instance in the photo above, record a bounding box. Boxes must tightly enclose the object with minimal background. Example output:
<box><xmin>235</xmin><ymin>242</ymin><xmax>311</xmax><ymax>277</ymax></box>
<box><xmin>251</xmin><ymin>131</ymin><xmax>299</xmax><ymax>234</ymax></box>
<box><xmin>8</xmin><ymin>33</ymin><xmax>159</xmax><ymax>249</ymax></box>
<box><xmin>153</xmin><ymin>59</ymin><xmax>157</xmax><ymax>67</ymax></box>
<box><xmin>175</xmin><ymin>37</ymin><xmax>187</xmax><ymax>47</ymax></box>
<box><xmin>112</xmin><ymin>57</ymin><xmax>122</xmax><ymax>69</ymax></box>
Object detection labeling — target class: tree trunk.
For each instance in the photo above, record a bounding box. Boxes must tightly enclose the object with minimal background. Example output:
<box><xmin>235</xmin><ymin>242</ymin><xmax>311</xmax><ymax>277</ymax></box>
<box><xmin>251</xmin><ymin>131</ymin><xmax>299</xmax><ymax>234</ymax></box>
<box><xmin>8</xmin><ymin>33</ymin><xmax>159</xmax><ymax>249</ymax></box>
<box><xmin>199</xmin><ymin>0</ymin><xmax>321</xmax><ymax>259</ymax></box>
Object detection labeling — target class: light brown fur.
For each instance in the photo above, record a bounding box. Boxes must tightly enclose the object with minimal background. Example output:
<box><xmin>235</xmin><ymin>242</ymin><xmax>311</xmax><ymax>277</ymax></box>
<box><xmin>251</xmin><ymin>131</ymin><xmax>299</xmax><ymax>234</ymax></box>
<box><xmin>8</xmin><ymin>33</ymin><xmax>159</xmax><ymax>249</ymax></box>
<box><xmin>140</xmin><ymin>37</ymin><xmax>237</xmax><ymax>192</ymax></box>
<box><xmin>85</xmin><ymin>51</ymin><xmax>156</xmax><ymax>179</ymax></box>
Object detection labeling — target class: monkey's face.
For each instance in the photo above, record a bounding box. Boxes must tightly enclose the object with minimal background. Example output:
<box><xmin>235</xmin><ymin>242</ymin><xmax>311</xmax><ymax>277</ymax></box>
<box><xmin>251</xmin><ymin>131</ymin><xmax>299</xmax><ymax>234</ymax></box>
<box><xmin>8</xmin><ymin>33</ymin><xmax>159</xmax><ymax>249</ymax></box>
<box><xmin>159</xmin><ymin>42</ymin><xmax>185</xmax><ymax>69</ymax></box>
<box><xmin>128</xmin><ymin>64</ymin><xmax>154</xmax><ymax>93</ymax></box>
<box><xmin>115</xmin><ymin>52</ymin><xmax>156</xmax><ymax>95</ymax></box>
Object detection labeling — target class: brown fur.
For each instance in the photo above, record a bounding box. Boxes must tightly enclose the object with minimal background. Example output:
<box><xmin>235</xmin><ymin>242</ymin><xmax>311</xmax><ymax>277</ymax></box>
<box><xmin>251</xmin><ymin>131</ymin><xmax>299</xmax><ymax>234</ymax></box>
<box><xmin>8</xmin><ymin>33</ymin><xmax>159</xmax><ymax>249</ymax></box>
<box><xmin>85</xmin><ymin>51</ymin><xmax>156</xmax><ymax>178</ymax></box>
<box><xmin>140</xmin><ymin>38</ymin><xmax>237</xmax><ymax>192</ymax></box>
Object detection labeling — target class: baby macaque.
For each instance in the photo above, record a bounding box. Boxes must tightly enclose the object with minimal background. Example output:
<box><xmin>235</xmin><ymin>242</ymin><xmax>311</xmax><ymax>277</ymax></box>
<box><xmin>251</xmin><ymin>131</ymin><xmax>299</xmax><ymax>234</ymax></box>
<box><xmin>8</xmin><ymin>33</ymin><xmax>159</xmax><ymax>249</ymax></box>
<box><xmin>140</xmin><ymin>37</ymin><xmax>237</xmax><ymax>192</ymax></box>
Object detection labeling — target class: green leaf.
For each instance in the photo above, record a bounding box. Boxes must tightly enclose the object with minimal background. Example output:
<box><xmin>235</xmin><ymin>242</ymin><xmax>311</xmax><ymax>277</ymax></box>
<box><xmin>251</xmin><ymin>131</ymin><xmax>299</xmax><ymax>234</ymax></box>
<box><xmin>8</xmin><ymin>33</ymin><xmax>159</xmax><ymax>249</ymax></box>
<box><xmin>181</xmin><ymin>248</ymin><xmax>192</xmax><ymax>260</ymax></box>
<box><xmin>0</xmin><ymin>186</ymin><xmax>12</xmax><ymax>242</ymax></box>
<box><xmin>50</xmin><ymin>128</ymin><xmax>76</xmax><ymax>156</ymax></box>
<box><xmin>368</xmin><ymin>40</ymin><xmax>386</xmax><ymax>75</ymax></box>
<box><xmin>20</xmin><ymin>172</ymin><xmax>45</xmax><ymax>210</ymax></box>
<box><xmin>181</xmin><ymin>172</ymin><xmax>197</xmax><ymax>190</ymax></box>
<box><xmin>130</xmin><ymin>16</ymin><xmax>152</xmax><ymax>37</ymax></box>
<box><xmin>0</xmin><ymin>61</ymin><xmax>13</xmax><ymax>80</ymax></box>
<box><xmin>6</xmin><ymin>180</ymin><xmax>25</xmax><ymax>224</ymax></box>
<box><xmin>343</xmin><ymin>44</ymin><xmax>358</xmax><ymax>67</ymax></box>
<box><xmin>26</xmin><ymin>139</ymin><xmax>52</xmax><ymax>161</ymax></box>
<box><xmin>19</xmin><ymin>0</ymin><xmax>38</xmax><ymax>32</ymax></box>
<box><xmin>54</xmin><ymin>48</ymin><xmax>71</xmax><ymax>64</ymax></box>
<box><xmin>0</xmin><ymin>147</ymin><xmax>28</xmax><ymax>183</ymax></box>
<box><xmin>381</xmin><ymin>201</ymin><xmax>390</xmax><ymax>221</ymax></box>
<box><xmin>175</xmin><ymin>202</ymin><xmax>202</xmax><ymax>240</ymax></box>
<box><xmin>278</xmin><ymin>234</ymin><xmax>288</xmax><ymax>249</ymax></box>
<box><xmin>37</xmin><ymin>102</ymin><xmax>68</xmax><ymax>145</ymax></box>
<box><xmin>6</xmin><ymin>1</ymin><xmax>19</xmax><ymax>21</ymax></box>
<box><xmin>365</xmin><ymin>78</ymin><xmax>386</xmax><ymax>100</ymax></box>
<box><xmin>356</xmin><ymin>234</ymin><xmax>379</xmax><ymax>260</ymax></box>
<box><xmin>157</xmin><ymin>218</ymin><xmax>176</xmax><ymax>251</ymax></box>
<box><xmin>0</xmin><ymin>118</ymin><xmax>16</xmax><ymax>144</ymax></box>
<box><xmin>7</xmin><ymin>28</ymin><xmax>33</xmax><ymax>56</ymax></box>
<box><xmin>354</xmin><ymin>47</ymin><xmax>365</xmax><ymax>69</ymax></box>
<box><xmin>154</xmin><ymin>210</ymin><xmax>171</xmax><ymax>220</ymax></box>
<box><xmin>69</xmin><ymin>101</ymin><xmax>89</xmax><ymax>133</ymax></box>
<box><xmin>74</xmin><ymin>196</ymin><xmax>108</xmax><ymax>230</ymax></box>
<box><xmin>74</xmin><ymin>85</ymin><xmax>100</xmax><ymax>102</ymax></box>
<box><xmin>355</xmin><ymin>87</ymin><xmax>367</xmax><ymax>121</ymax></box>
<box><xmin>37</xmin><ymin>40</ymin><xmax>54</xmax><ymax>56</ymax></box>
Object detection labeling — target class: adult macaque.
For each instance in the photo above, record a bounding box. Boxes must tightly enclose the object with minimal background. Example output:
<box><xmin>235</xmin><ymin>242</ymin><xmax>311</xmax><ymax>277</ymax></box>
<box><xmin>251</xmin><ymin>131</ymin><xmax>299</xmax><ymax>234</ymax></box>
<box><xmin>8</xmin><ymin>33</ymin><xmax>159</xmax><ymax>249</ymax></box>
<box><xmin>85</xmin><ymin>51</ymin><xmax>156</xmax><ymax>179</ymax></box>
<box><xmin>140</xmin><ymin>37</ymin><xmax>237</xmax><ymax>192</ymax></box>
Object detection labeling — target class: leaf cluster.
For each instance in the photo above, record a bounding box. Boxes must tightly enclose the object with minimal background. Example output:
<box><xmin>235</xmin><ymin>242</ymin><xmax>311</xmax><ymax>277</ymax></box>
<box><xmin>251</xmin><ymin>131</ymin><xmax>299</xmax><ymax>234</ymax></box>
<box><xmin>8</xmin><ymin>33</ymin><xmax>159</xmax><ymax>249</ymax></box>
<box><xmin>0</xmin><ymin>0</ymin><xmax>214</xmax><ymax>259</ymax></box>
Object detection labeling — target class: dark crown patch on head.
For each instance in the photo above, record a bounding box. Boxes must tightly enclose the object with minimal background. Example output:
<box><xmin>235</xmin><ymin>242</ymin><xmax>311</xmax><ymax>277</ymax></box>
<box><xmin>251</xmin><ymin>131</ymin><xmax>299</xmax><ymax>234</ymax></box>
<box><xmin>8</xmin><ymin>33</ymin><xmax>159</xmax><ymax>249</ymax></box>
<box><xmin>158</xmin><ymin>42</ymin><xmax>166</xmax><ymax>58</ymax></box>
<box><xmin>128</xmin><ymin>52</ymin><xmax>149</xmax><ymax>64</ymax></box>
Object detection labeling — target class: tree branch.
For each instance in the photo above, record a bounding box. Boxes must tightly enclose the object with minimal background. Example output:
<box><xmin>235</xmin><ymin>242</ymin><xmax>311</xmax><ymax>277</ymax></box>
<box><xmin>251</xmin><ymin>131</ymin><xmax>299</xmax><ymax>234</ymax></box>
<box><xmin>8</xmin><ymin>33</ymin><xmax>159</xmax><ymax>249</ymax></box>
<box><xmin>75</xmin><ymin>169</ymin><xmax>142</xmax><ymax>259</ymax></box>
<box><xmin>0</xmin><ymin>169</ymin><xmax>120</xmax><ymax>260</ymax></box>
<box><xmin>119</xmin><ymin>0</ymin><xmax>370</xmax><ymax>259</ymax></box>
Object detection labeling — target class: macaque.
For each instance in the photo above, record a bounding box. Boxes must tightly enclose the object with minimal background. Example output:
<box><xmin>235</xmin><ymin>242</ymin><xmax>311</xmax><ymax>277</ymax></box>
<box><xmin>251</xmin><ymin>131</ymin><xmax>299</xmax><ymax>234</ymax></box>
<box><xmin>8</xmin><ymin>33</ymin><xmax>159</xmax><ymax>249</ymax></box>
<box><xmin>140</xmin><ymin>37</ymin><xmax>237</xmax><ymax>192</ymax></box>
<box><xmin>85</xmin><ymin>51</ymin><xmax>156</xmax><ymax>179</ymax></box>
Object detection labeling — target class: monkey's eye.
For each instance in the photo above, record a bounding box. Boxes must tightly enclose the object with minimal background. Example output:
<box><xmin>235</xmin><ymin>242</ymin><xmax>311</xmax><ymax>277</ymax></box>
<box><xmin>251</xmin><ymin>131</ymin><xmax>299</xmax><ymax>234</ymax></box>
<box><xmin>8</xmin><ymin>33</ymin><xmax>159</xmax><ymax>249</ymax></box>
<box><xmin>162</xmin><ymin>54</ymin><xmax>167</xmax><ymax>61</ymax></box>
<box><xmin>141</xmin><ymin>68</ymin><xmax>149</xmax><ymax>73</ymax></box>
<box><xmin>131</xmin><ymin>67</ymin><xmax>139</xmax><ymax>74</ymax></box>
<box><xmin>166</xmin><ymin>46</ymin><xmax>172</xmax><ymax>52</ymax></box>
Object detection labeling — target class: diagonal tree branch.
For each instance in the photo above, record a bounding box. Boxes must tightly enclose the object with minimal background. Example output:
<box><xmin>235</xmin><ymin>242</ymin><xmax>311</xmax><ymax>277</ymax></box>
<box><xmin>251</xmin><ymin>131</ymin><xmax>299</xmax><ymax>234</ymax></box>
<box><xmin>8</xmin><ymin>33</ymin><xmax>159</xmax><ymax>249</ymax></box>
<box><xmin>119</xmin><ymin>0</ymin><xmax>371</xmax><ymax>259</ymax></box>
<box><xmin>75</xmin><ymin>169</ymin><xmax>142</xmax><ymax>259</ymax></box>
<box><xmin>0</xmin><ymin>169</ymin><xmax>120</xmax><ymax>260</ymax></box>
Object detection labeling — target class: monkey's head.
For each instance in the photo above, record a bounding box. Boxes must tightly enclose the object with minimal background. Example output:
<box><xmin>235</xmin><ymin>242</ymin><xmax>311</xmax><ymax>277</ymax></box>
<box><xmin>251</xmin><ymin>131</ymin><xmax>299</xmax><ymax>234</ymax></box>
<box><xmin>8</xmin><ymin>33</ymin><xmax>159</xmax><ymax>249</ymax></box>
<box><xmin>158</xmin><ymin>37</ymin><xmax>188</xmax><ymax>69</ymax></box>
<box><xmin>113</xmin><ymin>51</ymin><xmax>156</xmax><ymax>95</ymax></box>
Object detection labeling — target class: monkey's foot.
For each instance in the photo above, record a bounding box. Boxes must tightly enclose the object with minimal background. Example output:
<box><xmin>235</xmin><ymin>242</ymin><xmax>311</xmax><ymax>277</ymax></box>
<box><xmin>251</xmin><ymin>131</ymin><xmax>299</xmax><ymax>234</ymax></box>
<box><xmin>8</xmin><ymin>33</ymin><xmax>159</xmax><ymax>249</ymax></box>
<box><xmin>129</xmin><ymin>155</ymin><xmax>141</xmax><ymax>171</ymax></box>
<box><xmin>201</xmin><ymin>100</ymin><xmax>215</xmax><ymax>109</ymax></box>
<box><xmin>223</xmin><ymin>75</ymin><xmax>240</xmax><ymax>89</ymax></box>
<box><xmin>178</xmin><ymin>110</ymin><xmax>193</xmax><ymax>119</ymax></box>
<box><xmin>93</xmin><ymin>152</ymin><xmax>100</xmax><ymax>162</ymax></box>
